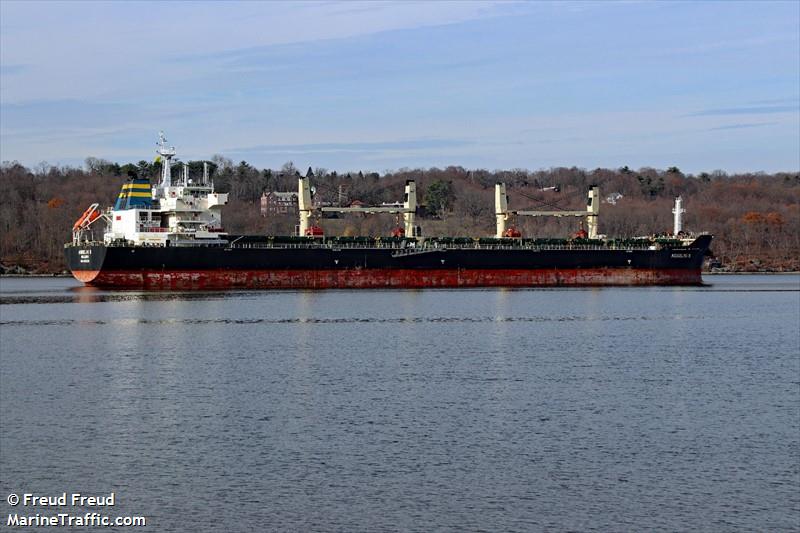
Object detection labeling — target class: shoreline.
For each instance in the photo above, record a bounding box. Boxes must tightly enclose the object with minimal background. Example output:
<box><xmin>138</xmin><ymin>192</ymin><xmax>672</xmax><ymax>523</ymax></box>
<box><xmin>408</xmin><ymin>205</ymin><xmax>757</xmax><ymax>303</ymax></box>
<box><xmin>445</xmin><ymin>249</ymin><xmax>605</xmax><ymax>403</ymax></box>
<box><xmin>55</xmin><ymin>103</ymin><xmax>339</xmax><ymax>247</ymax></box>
<box><xmin>1</xmin><ymin>273</ymin><xmax>71</xmax><ymax>278</ymax></box>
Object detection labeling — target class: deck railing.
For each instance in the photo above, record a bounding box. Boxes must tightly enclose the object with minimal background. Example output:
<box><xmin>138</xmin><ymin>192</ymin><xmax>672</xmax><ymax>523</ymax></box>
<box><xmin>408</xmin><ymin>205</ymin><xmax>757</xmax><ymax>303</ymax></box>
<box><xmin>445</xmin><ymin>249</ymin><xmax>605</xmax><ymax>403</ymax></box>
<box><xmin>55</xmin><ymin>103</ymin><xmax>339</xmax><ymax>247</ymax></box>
<box><xmin>67</xmin><ymin>240</ymin><xmax>688</xmax><ymax>252</ymax></box>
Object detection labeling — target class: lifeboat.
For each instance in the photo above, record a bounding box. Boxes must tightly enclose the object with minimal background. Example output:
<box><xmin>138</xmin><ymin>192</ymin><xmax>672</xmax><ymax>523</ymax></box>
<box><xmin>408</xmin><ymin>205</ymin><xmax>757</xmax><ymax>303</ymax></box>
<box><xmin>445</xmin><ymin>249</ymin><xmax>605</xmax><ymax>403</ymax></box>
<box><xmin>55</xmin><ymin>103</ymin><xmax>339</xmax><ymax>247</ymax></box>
<box><xmin>503</xmin><ymin>227</ymin><xmax>522</xmax><ymax>238</ymax></box>
<box><xmin>73</xmin><ymin>205</ymin><xmax>101</xmax><ymax>231</ymax></box>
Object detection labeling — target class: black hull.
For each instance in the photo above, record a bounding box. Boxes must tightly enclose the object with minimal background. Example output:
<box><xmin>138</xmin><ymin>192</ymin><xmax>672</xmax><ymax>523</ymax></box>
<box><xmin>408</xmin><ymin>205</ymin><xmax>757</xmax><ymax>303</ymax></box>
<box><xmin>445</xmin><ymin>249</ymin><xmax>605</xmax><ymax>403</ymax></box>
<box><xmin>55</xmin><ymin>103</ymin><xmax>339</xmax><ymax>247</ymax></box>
<box><xmin>65</xmin><ymin>235</ymin><xmax>711</xmax><ymax>289</ymax></box>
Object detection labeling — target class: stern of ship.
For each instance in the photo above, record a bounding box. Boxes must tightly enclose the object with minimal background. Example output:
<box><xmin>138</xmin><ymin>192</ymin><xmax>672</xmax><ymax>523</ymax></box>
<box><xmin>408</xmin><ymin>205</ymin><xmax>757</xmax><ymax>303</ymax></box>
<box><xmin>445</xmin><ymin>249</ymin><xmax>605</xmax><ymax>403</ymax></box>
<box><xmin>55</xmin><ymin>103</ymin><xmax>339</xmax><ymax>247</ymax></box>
<box><xmin>65</xmin><ymin>244</ymin><xmax>108</xmax><ymax>284</ymax></box>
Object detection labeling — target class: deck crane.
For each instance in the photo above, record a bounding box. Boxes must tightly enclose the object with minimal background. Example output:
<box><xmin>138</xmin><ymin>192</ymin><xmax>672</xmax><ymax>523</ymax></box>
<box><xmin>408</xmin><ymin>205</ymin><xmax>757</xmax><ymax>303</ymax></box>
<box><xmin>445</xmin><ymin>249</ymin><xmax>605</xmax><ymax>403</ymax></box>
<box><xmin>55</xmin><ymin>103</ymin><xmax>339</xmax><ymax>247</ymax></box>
<box><xmin>298</xmin><ymin>177</ymin><xmax>418</xmax><ymax>237</ymax></box>
<box><xmin>495</xmin><ymin>183</ymin><xmax>600</xmax><ymax>239</ymax></box>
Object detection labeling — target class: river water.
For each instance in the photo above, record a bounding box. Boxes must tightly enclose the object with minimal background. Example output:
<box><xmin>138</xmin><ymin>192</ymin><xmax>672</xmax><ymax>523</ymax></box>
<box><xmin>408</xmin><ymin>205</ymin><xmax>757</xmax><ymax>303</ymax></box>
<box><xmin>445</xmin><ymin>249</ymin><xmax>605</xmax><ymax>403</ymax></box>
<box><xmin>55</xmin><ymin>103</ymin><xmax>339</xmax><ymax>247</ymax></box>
<box><xmin>1</xmin><ymin>275</ymin><xmax>798</xmax><ymax>531</ymax></box>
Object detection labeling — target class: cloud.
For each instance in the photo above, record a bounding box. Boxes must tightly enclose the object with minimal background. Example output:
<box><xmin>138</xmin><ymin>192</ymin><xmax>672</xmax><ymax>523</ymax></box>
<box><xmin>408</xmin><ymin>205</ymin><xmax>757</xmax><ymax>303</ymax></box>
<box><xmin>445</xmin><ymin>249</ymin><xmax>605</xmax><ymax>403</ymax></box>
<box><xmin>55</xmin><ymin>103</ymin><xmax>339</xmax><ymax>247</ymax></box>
<box><xmin>0</xmin><ymin>99</ymin><xmax>144</xmax><ymax>139</ymax></box>
<box><xmin>0</xmin><ymin>64</ymin><xmax>27</xmax><ymax>75</ymax></box>
<box><xmin>225</xmin><ymin>139</ymin><xmax>474</xmax><ymax>155</ymax></box>
<box><xmin>745</xmin><ymin>97</ymin><xmax>800</xmax><ymax>105</ymax></box>
<box><xmin>1</xmin><ymin>1</ymin><xmax>798</xmax><ymax>173</ymax></box>
<box><xmin>656</xmin><ymin>33</ymin><xmax>799</xmax><ymax>57</ymax></box>
<box><xmin>688</xmin><ymin>105</ymin><xmax>799</xmax><ymax>117</ymax></box>
<box><xmin>707</xmin><ymin>122</ymin><xmax>778</xmax><ymax>131</ymax></box>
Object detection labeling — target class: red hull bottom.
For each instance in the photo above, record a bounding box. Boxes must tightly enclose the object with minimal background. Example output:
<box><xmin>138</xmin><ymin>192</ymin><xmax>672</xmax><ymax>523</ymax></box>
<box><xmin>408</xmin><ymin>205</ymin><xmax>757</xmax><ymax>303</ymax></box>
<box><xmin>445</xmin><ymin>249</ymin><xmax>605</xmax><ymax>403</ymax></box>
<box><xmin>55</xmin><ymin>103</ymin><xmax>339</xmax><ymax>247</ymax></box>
<box><xmin>73</xmin><ymin>268</ymin><xmax>703</xmax><ymax>289</ymax></box>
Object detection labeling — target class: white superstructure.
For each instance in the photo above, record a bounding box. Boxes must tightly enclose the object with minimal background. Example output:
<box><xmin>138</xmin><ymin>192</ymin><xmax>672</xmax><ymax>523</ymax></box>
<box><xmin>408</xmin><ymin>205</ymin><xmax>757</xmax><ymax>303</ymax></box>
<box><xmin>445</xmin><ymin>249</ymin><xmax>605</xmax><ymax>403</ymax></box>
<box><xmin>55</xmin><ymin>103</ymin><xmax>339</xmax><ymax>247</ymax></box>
<box><xmin>74</xmin><ymin>133</ymin><xmax>228</xmax><ymax>246</ymax></box>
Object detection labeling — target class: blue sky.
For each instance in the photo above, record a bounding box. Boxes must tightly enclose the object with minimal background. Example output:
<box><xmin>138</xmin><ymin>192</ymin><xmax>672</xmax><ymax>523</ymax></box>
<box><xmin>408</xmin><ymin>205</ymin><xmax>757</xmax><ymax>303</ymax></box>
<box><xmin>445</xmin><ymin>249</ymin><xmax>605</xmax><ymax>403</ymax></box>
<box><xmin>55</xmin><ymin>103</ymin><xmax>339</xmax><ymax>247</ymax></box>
<box><xmin>1</xmin><ymin>0</ymin><xmax>798</xmax><ymax>173</ymax></box>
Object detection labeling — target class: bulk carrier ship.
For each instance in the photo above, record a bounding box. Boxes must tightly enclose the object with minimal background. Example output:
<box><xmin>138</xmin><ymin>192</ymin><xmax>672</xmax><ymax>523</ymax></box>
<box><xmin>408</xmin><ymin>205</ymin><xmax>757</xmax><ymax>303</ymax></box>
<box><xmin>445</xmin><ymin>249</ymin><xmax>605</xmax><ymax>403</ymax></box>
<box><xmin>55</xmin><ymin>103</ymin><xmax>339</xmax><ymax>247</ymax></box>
<box><xmin>65</xmin><ymin>134</ymin><xmax>712</xmax><ymax>289</ymax></box>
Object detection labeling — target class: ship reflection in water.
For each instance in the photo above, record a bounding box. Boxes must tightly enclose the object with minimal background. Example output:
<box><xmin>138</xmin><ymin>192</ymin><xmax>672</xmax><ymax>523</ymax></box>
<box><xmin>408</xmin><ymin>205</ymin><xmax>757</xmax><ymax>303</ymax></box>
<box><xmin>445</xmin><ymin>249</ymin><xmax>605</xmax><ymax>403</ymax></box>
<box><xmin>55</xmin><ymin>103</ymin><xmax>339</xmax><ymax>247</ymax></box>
<box><xmin>1</xmin><ymin>275</ymin><xmax>798</xmax><ymax>531</ymax></box>
<box><xmin>74</xmin><ymin>284</ymin><xmax>103</xmax><ymax>305</ymax></box>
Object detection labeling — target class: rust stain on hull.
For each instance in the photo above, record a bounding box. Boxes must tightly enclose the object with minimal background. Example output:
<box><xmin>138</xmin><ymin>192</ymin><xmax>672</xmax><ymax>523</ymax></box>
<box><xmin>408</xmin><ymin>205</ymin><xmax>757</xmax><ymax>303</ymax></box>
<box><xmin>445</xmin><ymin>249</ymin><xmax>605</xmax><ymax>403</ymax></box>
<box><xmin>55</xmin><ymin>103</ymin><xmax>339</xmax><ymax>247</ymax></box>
<box><xmin>72</xmin><ymin>268</ymin><xmax>704</xmax><ymax>289</ymax></box>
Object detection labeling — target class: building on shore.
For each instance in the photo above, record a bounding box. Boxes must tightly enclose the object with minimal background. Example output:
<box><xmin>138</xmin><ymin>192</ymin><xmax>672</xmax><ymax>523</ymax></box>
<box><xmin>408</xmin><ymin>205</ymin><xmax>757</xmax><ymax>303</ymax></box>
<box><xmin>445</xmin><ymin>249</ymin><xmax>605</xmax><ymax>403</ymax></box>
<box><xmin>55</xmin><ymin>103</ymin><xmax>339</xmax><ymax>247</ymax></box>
<box><xmin>260</xmin><ymin>191</ymin><xmax>298</xmax><ymax>217</ymax></box>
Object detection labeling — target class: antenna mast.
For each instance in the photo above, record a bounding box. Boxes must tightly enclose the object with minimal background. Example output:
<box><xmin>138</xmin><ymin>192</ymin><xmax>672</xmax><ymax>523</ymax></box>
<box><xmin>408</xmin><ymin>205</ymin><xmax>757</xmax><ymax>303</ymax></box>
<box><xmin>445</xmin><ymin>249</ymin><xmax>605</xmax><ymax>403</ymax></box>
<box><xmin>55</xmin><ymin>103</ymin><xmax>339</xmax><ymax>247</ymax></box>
<box><xmin>156</xmin><ymin>131</ymin><xmax>177</xmax><ymax>188</ymax></box>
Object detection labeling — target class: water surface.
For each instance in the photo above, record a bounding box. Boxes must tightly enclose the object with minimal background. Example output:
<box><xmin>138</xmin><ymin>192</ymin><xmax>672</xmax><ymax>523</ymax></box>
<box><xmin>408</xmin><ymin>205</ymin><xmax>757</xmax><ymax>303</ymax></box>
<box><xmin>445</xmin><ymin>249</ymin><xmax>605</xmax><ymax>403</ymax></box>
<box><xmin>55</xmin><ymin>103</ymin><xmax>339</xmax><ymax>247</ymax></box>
<box><xmin>1</xmin><ymin>276</ymin><xmax>798</xmax><ymax>531</ymax></box>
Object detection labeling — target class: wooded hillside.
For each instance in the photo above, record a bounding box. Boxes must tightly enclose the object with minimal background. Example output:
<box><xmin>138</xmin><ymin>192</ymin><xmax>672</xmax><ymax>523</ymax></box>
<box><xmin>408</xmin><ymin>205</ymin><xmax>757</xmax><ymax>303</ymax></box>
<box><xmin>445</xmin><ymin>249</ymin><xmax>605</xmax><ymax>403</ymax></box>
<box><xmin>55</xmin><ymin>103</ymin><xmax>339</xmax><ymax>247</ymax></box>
<box><xmin>1</xmin><ymin>158</ymin><xmax>798</xmax><ymax>273</ymax></box>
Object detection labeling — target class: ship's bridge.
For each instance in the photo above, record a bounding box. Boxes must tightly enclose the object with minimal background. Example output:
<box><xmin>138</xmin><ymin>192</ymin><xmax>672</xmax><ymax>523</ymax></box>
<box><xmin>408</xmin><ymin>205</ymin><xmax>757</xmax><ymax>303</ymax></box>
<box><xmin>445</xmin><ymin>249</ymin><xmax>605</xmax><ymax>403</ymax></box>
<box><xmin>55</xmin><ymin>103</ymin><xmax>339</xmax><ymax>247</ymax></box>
<box><xmin>103</xmin><ymin>134</ymin><xmax>228</xmax><ymax>246</ymax></box>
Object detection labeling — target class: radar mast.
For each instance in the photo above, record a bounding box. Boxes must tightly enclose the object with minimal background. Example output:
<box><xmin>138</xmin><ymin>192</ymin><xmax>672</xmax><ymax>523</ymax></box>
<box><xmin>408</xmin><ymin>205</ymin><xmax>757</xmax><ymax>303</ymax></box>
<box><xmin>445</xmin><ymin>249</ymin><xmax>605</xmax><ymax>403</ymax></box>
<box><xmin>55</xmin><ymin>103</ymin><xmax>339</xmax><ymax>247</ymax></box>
<box><xmin>156</xmin><ymin>131</ymin><xmax>177</xmax><ymax>188</ymax></box>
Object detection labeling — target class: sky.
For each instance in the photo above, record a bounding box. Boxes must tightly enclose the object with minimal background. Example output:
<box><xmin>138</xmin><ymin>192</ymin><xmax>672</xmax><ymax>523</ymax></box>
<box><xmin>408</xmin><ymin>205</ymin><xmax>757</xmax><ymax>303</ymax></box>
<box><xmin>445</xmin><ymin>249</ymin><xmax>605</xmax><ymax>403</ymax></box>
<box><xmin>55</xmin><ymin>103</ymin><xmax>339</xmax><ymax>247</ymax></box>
<box><xmin>1</xmin><ymin>0</ymin><xmax>798</xmax><ymax>173</ymax></box>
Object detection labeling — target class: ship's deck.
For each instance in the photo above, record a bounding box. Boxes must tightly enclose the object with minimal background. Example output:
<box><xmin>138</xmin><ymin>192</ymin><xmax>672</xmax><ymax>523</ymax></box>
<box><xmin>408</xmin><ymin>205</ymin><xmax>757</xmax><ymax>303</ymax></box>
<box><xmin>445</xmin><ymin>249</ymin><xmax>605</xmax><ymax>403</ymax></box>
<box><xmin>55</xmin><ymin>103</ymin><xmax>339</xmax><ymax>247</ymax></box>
<box><xmin>67</xmin><ymin>234</ymin><xmax>709</xmax><ymax>253</ymax></box>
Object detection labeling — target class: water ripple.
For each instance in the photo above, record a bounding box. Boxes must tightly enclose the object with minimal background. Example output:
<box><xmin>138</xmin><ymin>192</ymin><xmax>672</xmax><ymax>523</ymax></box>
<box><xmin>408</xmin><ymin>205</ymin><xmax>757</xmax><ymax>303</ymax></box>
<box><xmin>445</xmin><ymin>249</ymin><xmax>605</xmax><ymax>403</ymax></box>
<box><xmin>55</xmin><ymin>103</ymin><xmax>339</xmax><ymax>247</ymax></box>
<box><xmin>0</xmin><ymin>314</ymin><xmax>713</xmax><ymax>326</ymax></box>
